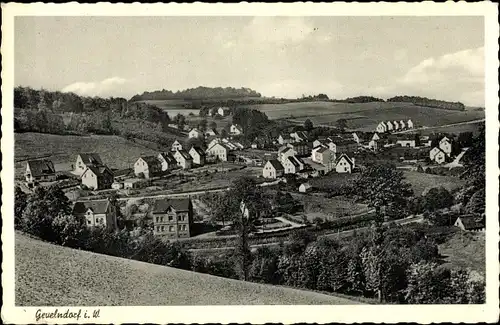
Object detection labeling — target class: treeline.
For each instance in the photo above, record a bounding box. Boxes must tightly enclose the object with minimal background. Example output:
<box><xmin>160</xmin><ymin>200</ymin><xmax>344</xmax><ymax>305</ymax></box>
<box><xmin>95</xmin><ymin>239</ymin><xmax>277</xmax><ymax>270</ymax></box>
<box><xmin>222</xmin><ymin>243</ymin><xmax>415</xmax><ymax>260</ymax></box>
<box><xmin>387</xmin><ymin>96</ymin><xmax>465</xmax><ymax>111</ymax></box>
<box><xmin>129</xmin><ymin>86</ymin><xmax>262</xmax><ymax>101</ymax></box>
<box><xmin>341</xmin><ymin>96</ymin><xmax>385</xmax><ymax>103</ymax></box>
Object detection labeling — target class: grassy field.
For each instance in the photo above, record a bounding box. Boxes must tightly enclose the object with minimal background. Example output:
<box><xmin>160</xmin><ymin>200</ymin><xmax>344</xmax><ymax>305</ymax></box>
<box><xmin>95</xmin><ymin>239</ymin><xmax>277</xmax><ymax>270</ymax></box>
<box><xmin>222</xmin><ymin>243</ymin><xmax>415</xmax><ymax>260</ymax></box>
<box><xmin>402</xmin><ymin>171</ymin><xmax>465</xmax><ymax>196</ymax></box>
<box><xmin>15</xmin><ymin>132</ymin><xmax>159</xmax><ymax>178</ymax></box>
<box><xmin>15</xmin><ymin>232</ymin><xmax>359</xmax><ymax>306</ymax></box>
<box><xmin>416</xmin><ymin>121</ymin><xmax>484</xmax><ymax>135</ymax></box>
<box><xmin>247</xmin><ymin>101</ymin><xmax>484</xmax><ymax>132</ymax></box>
<box><xmin>438</xmin><ymin>231</ymin><xmax>485</xmax><ymax>276</ymax></box>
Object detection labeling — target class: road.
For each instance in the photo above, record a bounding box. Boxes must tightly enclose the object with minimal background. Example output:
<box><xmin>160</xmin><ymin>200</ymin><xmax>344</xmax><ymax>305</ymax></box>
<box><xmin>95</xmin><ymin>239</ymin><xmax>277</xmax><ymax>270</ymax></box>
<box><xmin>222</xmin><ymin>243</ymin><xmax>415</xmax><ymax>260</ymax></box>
<box><xmin>392</xmin><ymin>119</ymin><xmax>485</xmax><ymax>134</ymax></box>
<box><xmin>189</xmin><ymin>215</ymin><xmax>424</xmax><ymax>253</ymax></box>
<box><xmin>107</xmin><ymin>187</ymin><xmax>229</xmax><ymax>202</ymax></box>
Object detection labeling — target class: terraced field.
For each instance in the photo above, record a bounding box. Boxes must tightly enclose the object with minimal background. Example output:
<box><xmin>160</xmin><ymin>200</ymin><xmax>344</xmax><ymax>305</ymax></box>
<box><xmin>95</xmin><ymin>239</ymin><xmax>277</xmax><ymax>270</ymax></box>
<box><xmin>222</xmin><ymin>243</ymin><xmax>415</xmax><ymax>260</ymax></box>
<box><xmin>15</xmin><ymin>233</ymin><xmax>359</xmax><ymax>306</ymax></box>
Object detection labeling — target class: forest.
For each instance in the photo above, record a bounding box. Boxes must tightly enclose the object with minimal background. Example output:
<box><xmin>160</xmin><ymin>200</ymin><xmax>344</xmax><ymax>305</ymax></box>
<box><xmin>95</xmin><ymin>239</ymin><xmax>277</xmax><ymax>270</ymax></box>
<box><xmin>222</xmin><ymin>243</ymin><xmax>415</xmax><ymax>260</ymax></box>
<box><xmin>129</xmin><ymin>86</ymin><xmax>262</xmax><ymax>101</ymax></box>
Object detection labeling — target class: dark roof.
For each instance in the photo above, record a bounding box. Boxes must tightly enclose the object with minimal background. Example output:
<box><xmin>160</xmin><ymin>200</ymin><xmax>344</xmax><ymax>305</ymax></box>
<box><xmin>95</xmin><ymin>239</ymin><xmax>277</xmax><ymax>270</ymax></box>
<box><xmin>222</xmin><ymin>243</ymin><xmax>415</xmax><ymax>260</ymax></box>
<box><xmin>176</xmin><ymin>149</ymin><xmax>193</xmax><ymax>160</ymax></box>
<box><xmin>337</xmin><ymin>139</ymin><xmax>358</xmax><ymax>146</ymax></box>
<box><xmin>158</xmin><ymin>152</ymin><xmax>176</xmax><ymax>164</ymax></box>
<box><xmin>457</xmin><ymin>215</ymin><xmax>485</xmax><ymax>230</ymax></box>
<box><xmin>316</xmin><ymin>147</ymin><xmax>330</xmax><ymax>153</ymax></box>
<box><xmin>190</xmin><ymin>146</ymin><xmax>206</xmax><ymax>156</ymax></box>
<box><xmin>140</xmin><ymin>155</ymin><xmax>161</xmax><ymax>167</ymax></box>
<box><xmin>79</xmin><ymin>153</ymin><xmax>103</xmax><ymax>166</ymax></box>
<box><xmin>287</xmin><ymin>156</ymin><xmax>301</xmax><ymax>168</ymax></box>
<box><xmin>396</xmin><ymin>134</ymin><xmax>416</xmax><ymax>141</ymax></box>
<box><xmin>72</xmin><ymin>199</ymin><xmax>110</xmax><ymax>215</ymax></box>
<box><xmin>279</xmin><ymin>146</ymin><xmax>292</xmax><ymax>154</ymax></box>
<box><xmin>27</xmin><ymin>159</ymin><xmax>56</xmax><ymax>177</ymax></box>
<box><xmin>84</xmin><ymin>165</ymin><xmax>114</xmax><ymax>178</ymax></box>
<box><xmin>336</xmin><ymin>154</ymin><xmax>354</xmax><ymax>167</ymax></box>
<box><xmin>153</xmin><ymin>198</ymin><xmax>191</xmax><ymax>213</ymax></box>
<box><xmin>266</xmin><ymin>159</ymin><xmax>284</xmax><ymax>171</ymax></box>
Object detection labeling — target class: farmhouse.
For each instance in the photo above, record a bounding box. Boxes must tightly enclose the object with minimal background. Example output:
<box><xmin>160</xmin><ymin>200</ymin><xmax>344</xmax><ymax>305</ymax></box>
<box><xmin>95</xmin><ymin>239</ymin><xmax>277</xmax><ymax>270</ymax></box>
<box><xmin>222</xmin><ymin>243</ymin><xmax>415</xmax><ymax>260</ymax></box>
<box><xmin>75</xmin><ymin>153</ymin><xmax>104</xmax><ymax>176</ymax></box>
<box><xmin>217</xmin><ymin>106</ymin><xmax>231</xmax><ymax>116</ymax></box>
<box><xmin>206</xmin><ymin>142</ymin><xmax>231</xmax><ymax>162</ymax></box>
<box><xmin>171</xmin><ymin>140</ymin><xmax>183</xmax><ymax>152</ymax></box>
<box><xmin>173</xmin><ymin>149</ymin><xmax>193</xmax><ymax>169</ymax></box>
<box><xmin>335</xmin><ymin>154</ymin><xmax>355</xmax><ymax>174</ymax></box>
<box><xmin>25</xmin><ymin>159</ymin><xmax>56</xmax><ymax>184</ymax></box>
<box><xmin>439</xmin><ymin>137</ymin><xmax>452</xmax><ymax>156</ymax></box>
<box><xmin>189</xmin><ymin>146</ymin><xmax>206</xmax><ymax>166</ymax></box>
<box><xmin>81</xmin><ymin>165</ymin><xmax>114</xmax><ymax>190</ymax></box>
<box><xmin>299</xmin><ymin>183</ymin><xmax>312</xmax><ymax>193</ymax></box>
<box><xmin>230</xmin><ymin>124</ymin><xmax>244</xmax><ymax>135</ymax></box>
<box><xmin>152</xmin><ymin>198</ymin><xmax>194</xmax><ymax>239</ymax></box>
<box><xmin>72</xmin><ymin>199</ymin><xmax>117</xmax><ymax>230</ymax></box>
<box><xmin>262</xmin><ymin>159</ymin><xmax>284</xmax><ymax>179</ymax></box>
<box><xmin>134</xmin><ymin>156</ymin><xmax>162</xmax><ymax>179</ymax></box>
<box><xmin>376</xmin><ymin>121</ymin><xmax>388</xmax><ymax>133</ymax></box>
<box><xmin>277</xmin><ymin>134</ymin><xmax>293</xmax><ymax>145</ymax></box>
<box><xmin>407</xmin><ymin>119</ymin><xmax>414</xmax><ymax>129</ymax></box>
<box><xmin>429</xmin><ymin>147</ymin><xmax>447</xmax><ymax>164</ymax></box>
<box><xmin>454</xmin><ymin>215</ymin><xmax>485</xmax><ymax>232</ymax></box>
<box><xmin>396</xmin><ymin>135</ymin><xmax>417</xmax><ymax>148</ymax></box>
<box><xmin>188</xmin><ymin>128</ymin><xmax>203</xmax><ymax>139</ymax></box>
<box><xmin>283</xmin><ymin>155</ymin><xmax>304</xmax><ymax>174</ymax></box>
<box><xmin>157</xmin><ymin>152</ymin><xmax>177</xmax><ymax>171</ymax></box>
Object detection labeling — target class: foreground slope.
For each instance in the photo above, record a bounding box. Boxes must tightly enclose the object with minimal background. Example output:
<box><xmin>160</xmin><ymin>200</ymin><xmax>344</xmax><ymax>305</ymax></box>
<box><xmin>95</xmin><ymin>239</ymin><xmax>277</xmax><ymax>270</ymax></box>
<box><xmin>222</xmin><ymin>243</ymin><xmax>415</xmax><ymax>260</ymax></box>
<box><xmin>15</xmin><ymin>233</ymin><xmax>360</xmax><ymax>306</ymax></box>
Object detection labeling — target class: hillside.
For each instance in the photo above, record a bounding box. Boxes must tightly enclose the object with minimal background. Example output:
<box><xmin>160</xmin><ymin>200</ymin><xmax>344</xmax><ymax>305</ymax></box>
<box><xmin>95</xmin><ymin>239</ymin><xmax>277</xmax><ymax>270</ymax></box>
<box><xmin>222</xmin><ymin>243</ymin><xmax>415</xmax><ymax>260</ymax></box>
<box><xmin>247</xmin><ymin>101</ymin><xmax>484</xmax><ymax>131</ymax></box>
<box><xmin>439</xmin><ymin>231</ymin><xmax>485</xmax><ymax>276</ymax></box>
<box><xmin>15</xmin><ymin>233</ymin><xmax>359</xmax><ymax>306</ymax></box>
<box><xmin>14</xmin><ymin>132</ymin><xmax>160</xmax><ymax>178</ymax></box>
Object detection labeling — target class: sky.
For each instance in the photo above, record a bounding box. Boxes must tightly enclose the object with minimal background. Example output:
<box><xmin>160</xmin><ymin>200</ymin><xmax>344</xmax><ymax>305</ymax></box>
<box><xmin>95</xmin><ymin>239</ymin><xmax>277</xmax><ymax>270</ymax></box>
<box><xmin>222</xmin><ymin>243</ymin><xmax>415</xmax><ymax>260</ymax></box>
<box><xmin>15</xmin><ymin>16</ymin><xmax>485</xmax><ymax>106</ymax></box>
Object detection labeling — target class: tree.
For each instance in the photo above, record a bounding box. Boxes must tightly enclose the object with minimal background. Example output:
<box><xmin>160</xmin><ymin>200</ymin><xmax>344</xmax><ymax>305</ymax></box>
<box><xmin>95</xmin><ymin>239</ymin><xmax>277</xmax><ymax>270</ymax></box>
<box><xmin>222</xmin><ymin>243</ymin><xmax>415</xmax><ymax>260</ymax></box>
<box><xmin>354</xmin><ymin>163</ymin><xmax>413</xmax><ymax>221</ymax></box>
<box><xmin>210</xmin><ymin>107</ymin><xmax>218</xmax><ymax>117</ymax></box>
<box><xmin>423</xmin><ymin>187</ymin><xmax>454</xmax><ymax>212</ymax></box>
<box><xmin>336</xmin><ymin>118</ymin><xmax>348</xmax><ymax>131</ymax></box>
<box><xmin>198</xmin><ymin>119</ymin><xmax>208</xmax><ymax>132</ymax></box>
<box><xmin>15</xmin><ymin>186</ymin><xmax>27</xmax><ymax>229</ymax></box>
<box><xmin>174</xmin><ymin>113</ymin><xmax>186</xmax><ymax>130</ymax></box>
<box><xmin>304</xmin><ymin>119</ymin><xmax>313</xmax><ymax>131</ymax></box>
<box><xmin>220</xmin><ymin>128</ymin><xmax>228</xmax><ymax>138</ymax></box>
<box><xmin>209</xmin><ymin>121</ymin><xmax>217</xmax><ymax>130</ymax></box>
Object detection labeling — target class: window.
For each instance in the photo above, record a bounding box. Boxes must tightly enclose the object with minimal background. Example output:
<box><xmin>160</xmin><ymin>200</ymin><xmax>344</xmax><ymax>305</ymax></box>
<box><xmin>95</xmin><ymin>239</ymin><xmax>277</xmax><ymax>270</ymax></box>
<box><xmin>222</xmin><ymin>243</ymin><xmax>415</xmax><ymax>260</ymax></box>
<box><xmin>169</xmin><ymin>226</ymin><xmax>174</xmax><ymax>232</ymax></box>
<box><xmin>157</xmin><ymin>226</ymin><xmax>160</xmax><ymax>232</ymax></box>
<box><xmin>87</xmin><ymin>220</ymin><xmax>91</xmax><ymax>225</ymax></box>
<box><xmin>161</xmin><ymin>226</ymin><xmax>165</xmax><ymax>231</ymax></box>
<box><xmin>156</xmin><ymin>217</ymin><xmax>159</xmax><ymax>222</ymax></box>
<box><xmin>169</xmin><ymin>215</ymin><xmax>173</xmax><ymax>221</ymax></box>
<box><xmin>161</xmin><ymin>216</ymin><xmax>164</xmax><ymax>222</ymax></box>
<box><xmin>183</xmin><ymin>225</ymin><xmax>187</xmax><ymax>231</ymax></box>
<box><xmin>178</xmin><ymin>225</ymin><xmax>182</xmax><ymax>230</ymax></box>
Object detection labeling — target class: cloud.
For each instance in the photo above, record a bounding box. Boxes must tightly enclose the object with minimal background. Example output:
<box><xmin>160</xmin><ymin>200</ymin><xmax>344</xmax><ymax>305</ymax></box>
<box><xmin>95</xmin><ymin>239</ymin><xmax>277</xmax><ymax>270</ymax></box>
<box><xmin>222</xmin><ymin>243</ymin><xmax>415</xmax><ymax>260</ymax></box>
<box><xmin>373</xmin><ymin>47</ymin><xmax>484</xmax><ymax>106</ymax></box>
<box><xmin>243</xmin><ymin>17</ymin><xmax>315</xmax><ymax>44</ymax></box>
<box><xmin>62</xmin><ymin>77</ymin><xmax>130</xmax><ymax>97</ymax></box>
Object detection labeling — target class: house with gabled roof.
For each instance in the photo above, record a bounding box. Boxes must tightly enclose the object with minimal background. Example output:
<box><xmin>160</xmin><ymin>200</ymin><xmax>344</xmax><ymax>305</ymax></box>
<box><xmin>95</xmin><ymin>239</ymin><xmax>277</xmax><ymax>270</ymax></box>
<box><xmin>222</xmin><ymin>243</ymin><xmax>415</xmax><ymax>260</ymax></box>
<box><xmin>206</xmin><ymin>142</ymin><xmax>231</xmax><ymax>162</ymax></box>
<box><xmin>189</xmin><ymin>146</ymin><xmax>206</xmax><ymax>166</ymax></box>
<box><xmin>399</xmin><ymin>120</ymin><xmax>406</xmax><ymax>129</ymax></box>
<box><xmin>152</xmin><ymin>198</ymin><xmax>193</xmax><ymax>239</ymax></box>
<box><xmin>188</xmin><ymin>128</ymin><xmax>203</xmax><ymax>139</ymax></box>
<box><xmin>386</xmin><ymin>120</ymin><xmax>394</xmax><ymax>132</ymax></box>
<box><xmin>407</xmin><ymin>119</ymin><xmax>414</xmax><ymax>129</ymax></box>
<box><xmin>262</xmin><ymin>159</ymin><xmax>284</xmax><ymax>179</ymax></box>
<box><xmin>173</xmin><ymin>149</ymin><xmax>193</xmax><ymax>169</ymax></box>
<box><xmin>454</xmin><ymin>215</ymin><xmax>485</xmax><ymax>232</ymax></box>
<box><xmin>205</xmin><ymin>128</ymin><xmax>218</xmax><ymax>137</ymax></box>
<box><xmin>429</xmin><ymin>146</ymin><xmax>447</xmax><ymax>164</ymax></box>
<box><xmin>217</xmin><ymin>106</ymin><xmax>231</xmax><ymax>116</ymax></box>
<box><xmin>278</xmin><ymin>146</ymin><xmax>297</xmax><ymax>164</ymax></box>
<box><xmin>283</xmin><ymin>155</ymin><xmax>304</xmax><ymax>174</ymax></box>
<box><xmin>134</xmin><ymin>156</ymin><xmax>162</xmax><ymax>179</ymax></box>
<box><xmin>396</xmin><ymin>134</ymin><xmax>417</xmax><ymax>148</ymax></box>
<box><xmin>335</xmin><ymin>154</ymin><xmax>355</xmax><ymax>173</ymax></box>
<box><xmin>311</xmin><ymin>146</ymin><xmax>336</xmax><ymax>171</ymax></box>
<box><xmin>277</xmin><ymin>134</ymin><xmax>293</xmax><ymax>145</ymax></box>
<box><xmin>81</xmin><ymin>165</ymin><xmax>114</xmax><ymax>190</ymax></box>
<box><xmin>290</xmin><ymin>131</ymin><xmax>308</xmax><ymax>143</ymax></box>
<box><xmin>75</xmin><ymin>153</ymin><xmax>104</xmax><ymax>176</ymax></box>
<box><xmin>157</xmin><ymin>152</ymin><xmax>177</xmax><ymax>171</ymax></box>
<box><xmin>439</xmin><ymin>136</ymin><xmax>452</xmax><ymax>156</ymax></box>
<box><xmin>171</xmin><ymin>140</ymin><xmax>183</xmax><ymax>152</ymax></box>
<box><xmin>25</xmin><ymin>159</ymin><xmax>56</xmax><ymax>184</ymax></box>
<box><xmin>72</xmin><ymin>198</ymin><xmax>117</xmax><ymax>230</ymax></box>
<box><xmin>230</xmin><ymin>124</ymin><xmax>244</xmax><ymax>136</ymax></box>
<box><xmin>376</xmin><ymin>121</ymin><xmax>388</xmax><ymax>133</ymax></box>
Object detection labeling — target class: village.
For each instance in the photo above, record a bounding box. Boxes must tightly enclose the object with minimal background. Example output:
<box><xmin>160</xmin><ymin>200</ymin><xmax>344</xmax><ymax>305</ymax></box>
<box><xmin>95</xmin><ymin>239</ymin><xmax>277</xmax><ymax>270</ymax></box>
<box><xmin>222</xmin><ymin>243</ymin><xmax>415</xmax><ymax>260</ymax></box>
<box><xmin>20</xmin><ymin>106</ymin><xmax>481</xmax><ymax>243</ymax></box>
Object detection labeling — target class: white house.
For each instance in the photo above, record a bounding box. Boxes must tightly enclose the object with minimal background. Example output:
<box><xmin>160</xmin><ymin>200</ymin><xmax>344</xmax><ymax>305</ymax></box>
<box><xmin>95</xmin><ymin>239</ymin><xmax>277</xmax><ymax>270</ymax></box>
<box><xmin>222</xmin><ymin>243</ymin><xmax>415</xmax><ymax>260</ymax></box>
<box><xmin>230</xmin><ymin>124</ymin><xmax>243</xmax><ymax>135</ymax></box>
<box><xmin>189</xmin><ymin>146</ymin><xmax>206</xmax><ymax>166</ymax></box>
<box><xmin>206</xmin><ymin>142</ymin><xmax>230</xmax><ymax>162</ymax></box>
<box><xmin>278</xmin><ymin>146</ymin><xmax>298</xmax><ymax>164</ymax></box>
<box><xmin>290</xmin><ymin>131</ymin><xmax>308</xmax><ymax>143</ymax></box>
<box><xmin>188</xmin><ymin>128</ymin><xmax>203</xmax><ymax>139</ymax></box>
<box><xmin>372</xmin><ymin>133</ymin><xmax>380</xmax><ymax>141</ymax></box>
<box><xmin>399</xmin><ymin>120</ymin><xmax>406</xmax><ymax>129</ymax></box>
<box><xmin>392</xmin><ymin>121</ymin><xmax>400</xmax><ymax>130</ymax></box>
<box><xmin>396</xmin><ymin>135</ymin><xmax>417</xmax><ymax>148</ymax></box>
<box><xmin>173</xmin><ymin>149</ymin><xmax>193</xmax><ymax>169</ymax></box>
<box><xmin>312</xmin><ymin>139</ymin><xmax>327</xmax><ymax>149</ymax></box>
<box><xmin>171</xmin><ymin>140</ymin><xmax>183</xmax><ymax>151</ymax></box>
<box><xmin>454</xmin><ymin>215</ymin><xmax>485</xmax><ymax>232</ymax></box>
<box><xmin>376</xmin><ymin>122</ymin><xmax>387</xmax><ymax>133</ymax></box>
<box><xmin>75</xmin><ymin>153</ymin><xmax>104</xmax><ymax>176</ymax></box>
<box><xmin>335</xmin><ymin>154</ymin><xmax>355</xmax><ymax>173</ymax></box>
<box><xmin>157</xmin><ymin>152</ymin><xmax>176</xmax><ymax>171</ymax></box>
<box><xmin>72</xmin><ymin>199</ymin><xmax>117</xmax><ymax>230</ymax></box>
<box><xmin>262</xmin><ymin>159</ymin><xmax>284</xmax><ymax>179</ymax></box>
<box><xmin>81</xmin><ymin>166</ymin><xmax>114</xmax><ymax>190</ymax></box>
<box><xmin>429</xmin><ymin>147</ymin><xmax>447</xmax><ymax>164</ymax></box>
<box><xmin>439</xmin><ymin>137</ymin><xmax>452</xmax><ymax>156</ymax></box>
<box><xmin>407</xmin><ymin>119</ymin><xmax>414</xmax><ymax>129</ymax></box>
<box><xmin>311</xmin><ymin>146</ymin><xmax>336</xmax><ymax>172</ymax></box>
<box><xmin>134</xmin><ymin>156</ymin><xmax>162</xmax><ymax>179</ymax></box>
<box><xmin>277</xmin><ymin>134</ymin><xmax>293</xmax><ymax>145</ymax></box>
<box><xmin>352</xmin><ymin>132</ymin><xmax>360</xmax><ymax>144</ymax></box>
<box><xmin>299</xmin><ymin>183</ymin><xmax>312</xmax><ymax>193</ymax></box>
<box><xmin>386</xmin><ymin>121</ymin><xmax>394</xmax><ymax>132</ymax></box>
<box><xmin>218</xmin><ymin>107</ymin><xmax>231</xmax><ymax>116</ymax></box>
<box><xmin>283</xmin><ymin>155</ymin><xmax>304</xmax><ymax>174</ymax></box>
<box><xmin>25</xmin><ymin>159</ymin><xmax>57</xmax><ymax>184</ymax></box>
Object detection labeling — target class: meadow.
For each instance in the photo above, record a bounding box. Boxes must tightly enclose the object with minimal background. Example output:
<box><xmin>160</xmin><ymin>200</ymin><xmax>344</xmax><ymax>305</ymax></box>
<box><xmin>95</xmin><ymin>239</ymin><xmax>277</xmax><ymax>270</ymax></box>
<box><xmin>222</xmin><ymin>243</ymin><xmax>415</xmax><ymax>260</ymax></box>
<box><xmin>14</xmin><ymin>132</ymin><xmax>159</xmax><ymax>178</ymax></box>
<box><xmin>402</xmin><ymin>171</ymin><xmax>465</xmax><ymax>196</ymax></box>
<box><xmin>15</xmin><ymin>232</ymin><xmax>358</xmax><ymax>306</ymax></box>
